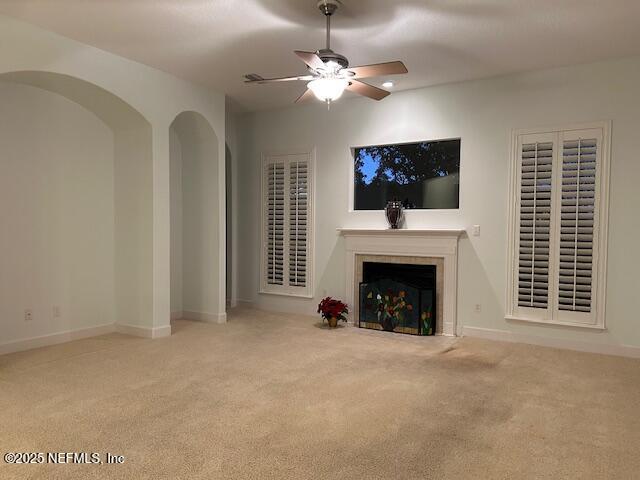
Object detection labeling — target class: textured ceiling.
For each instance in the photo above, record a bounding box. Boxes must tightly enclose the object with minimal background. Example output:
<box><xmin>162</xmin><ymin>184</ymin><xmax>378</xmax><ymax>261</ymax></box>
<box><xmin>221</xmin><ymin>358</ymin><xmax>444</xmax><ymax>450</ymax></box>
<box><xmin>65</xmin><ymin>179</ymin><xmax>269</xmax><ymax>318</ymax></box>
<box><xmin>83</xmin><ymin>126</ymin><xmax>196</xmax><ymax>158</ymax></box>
<box><xmin>2</xmin><ymin>0</ymin><xmax>640</xmax><ymax>112</ymax></box>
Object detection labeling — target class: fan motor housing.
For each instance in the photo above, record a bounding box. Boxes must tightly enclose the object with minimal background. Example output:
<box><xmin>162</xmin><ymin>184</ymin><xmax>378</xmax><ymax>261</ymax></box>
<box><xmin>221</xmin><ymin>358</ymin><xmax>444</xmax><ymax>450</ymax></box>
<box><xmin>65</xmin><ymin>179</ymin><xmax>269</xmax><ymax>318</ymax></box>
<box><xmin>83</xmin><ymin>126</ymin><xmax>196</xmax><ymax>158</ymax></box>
<box><xmin>317</xmin><ymin>49</ymin><xmax>349</xmax><ymax>69</ymax></box>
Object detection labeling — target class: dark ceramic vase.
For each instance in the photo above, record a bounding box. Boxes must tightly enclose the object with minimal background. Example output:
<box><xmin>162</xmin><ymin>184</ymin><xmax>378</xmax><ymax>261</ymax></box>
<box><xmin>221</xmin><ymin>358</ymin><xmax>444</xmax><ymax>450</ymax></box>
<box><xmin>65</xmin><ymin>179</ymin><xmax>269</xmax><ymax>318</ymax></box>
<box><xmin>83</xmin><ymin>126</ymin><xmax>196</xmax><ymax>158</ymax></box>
<box><xmin>385</xmin><ymin>200</ymin><xmax>404</xmax><ymax>229</ymax></box>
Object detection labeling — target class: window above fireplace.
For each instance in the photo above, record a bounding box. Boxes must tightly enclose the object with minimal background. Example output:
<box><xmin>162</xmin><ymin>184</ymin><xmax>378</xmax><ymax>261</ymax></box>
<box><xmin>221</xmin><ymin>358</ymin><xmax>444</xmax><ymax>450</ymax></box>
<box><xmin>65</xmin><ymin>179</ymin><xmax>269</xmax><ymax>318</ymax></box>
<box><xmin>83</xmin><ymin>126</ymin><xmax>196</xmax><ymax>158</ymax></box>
<box><xmin>352</xmin><ymin>138</ymin><xmax>460</xmax><ymax>211</ymax></box>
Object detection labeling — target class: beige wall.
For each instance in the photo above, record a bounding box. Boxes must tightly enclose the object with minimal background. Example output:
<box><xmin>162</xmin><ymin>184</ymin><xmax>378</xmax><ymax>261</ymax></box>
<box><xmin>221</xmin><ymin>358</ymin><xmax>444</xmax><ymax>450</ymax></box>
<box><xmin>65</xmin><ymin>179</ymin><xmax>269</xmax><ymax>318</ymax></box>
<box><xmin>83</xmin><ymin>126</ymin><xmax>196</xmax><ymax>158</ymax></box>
<box><xmin>237</xmin><ymin>55</ymin><xmax>640</xmax><ymax>352</ymax></box>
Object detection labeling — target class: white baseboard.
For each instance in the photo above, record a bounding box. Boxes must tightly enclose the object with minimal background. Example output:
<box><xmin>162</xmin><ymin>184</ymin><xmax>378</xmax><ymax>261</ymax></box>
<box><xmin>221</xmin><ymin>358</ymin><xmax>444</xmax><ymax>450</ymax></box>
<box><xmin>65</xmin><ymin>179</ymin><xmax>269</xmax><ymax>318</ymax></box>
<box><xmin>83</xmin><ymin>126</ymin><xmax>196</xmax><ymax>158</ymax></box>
<box><xmin>0</xmin><ymin>323</ymin><xmax>115</xmax><ymax>355</ymax></box>
<box><xmin>182</xmin><ymin>310</ymin><xmax>227</xmax><ymax>324</ymax></box>
<box><xmin>153</xmin><ymin>325</ymin><xmax>172</xmax><ymax>338</ymax></box>
<box><xmin>462</xmin><ymin>326</ymin><xmax>640</xmax><ymax>359</ymax></box>
<box><xmin>236</xmin><ymin>299</ymin><xmax>254</xmax><ymax>308</ymax></box>
<box><xmin>170</xmin><ymin>311</ymin><xmax>183</xmax><ymax>321</ymax></box>
<box><xmin>115</xmin><ymin>323</ymin><xmax>171</xmax><ymax>339</ymax></box>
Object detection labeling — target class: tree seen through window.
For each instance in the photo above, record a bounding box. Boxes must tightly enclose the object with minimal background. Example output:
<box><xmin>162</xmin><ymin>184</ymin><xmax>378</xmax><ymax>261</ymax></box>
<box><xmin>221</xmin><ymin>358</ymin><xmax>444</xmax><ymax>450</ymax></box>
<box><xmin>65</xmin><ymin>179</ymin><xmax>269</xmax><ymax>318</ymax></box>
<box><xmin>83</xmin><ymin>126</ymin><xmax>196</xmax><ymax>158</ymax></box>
<box><xmin>354</xmin><ymin>139</ymin><xmax>460</xmax><ymax>210</ymax></box>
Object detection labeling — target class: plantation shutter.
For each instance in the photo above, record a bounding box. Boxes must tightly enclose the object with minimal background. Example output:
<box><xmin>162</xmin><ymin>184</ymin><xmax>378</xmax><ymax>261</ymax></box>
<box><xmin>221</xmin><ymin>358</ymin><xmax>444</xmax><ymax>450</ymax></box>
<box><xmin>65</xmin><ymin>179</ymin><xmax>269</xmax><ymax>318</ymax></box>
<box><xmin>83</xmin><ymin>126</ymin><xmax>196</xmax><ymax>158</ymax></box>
<box><xmin>262</xmin><ymin>152</ymin><xmax>313</xmax><ymax>297</ymax></box>
<box><xmin>554</xmin><ymin>128</ymin><xmax>603</xmax><ymax>324</ymax></box>
<box><xmin>510</xmin><ymin>125</ymin><xmax>608</xmax><ymax>328</ymax></box>
<box><xmin>266</xmin><ymin>161</ymin><xmax>285</xmax><ymax>286</ymax></box>
<box><xmin>289</xmin><ymin>161</ymin><xmax>308</xmax><ymax>287</ymax></box>
<box><xmin>518</xmin><ymin>139</ymin><xmax>554</xmax><ymax>311</ymax></box>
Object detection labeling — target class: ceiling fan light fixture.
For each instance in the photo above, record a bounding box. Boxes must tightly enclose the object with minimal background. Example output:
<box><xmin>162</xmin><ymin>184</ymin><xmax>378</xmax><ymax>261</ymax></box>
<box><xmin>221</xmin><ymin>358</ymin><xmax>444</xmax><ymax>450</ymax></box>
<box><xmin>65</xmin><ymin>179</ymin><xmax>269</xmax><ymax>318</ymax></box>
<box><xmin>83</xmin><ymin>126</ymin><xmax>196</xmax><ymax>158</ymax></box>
<box><xmin>244</xmin><ymin>0</ymin><xmax>408</xmax><ymax>105</ymax></box>
<box><xmin>323</xmin><ymin>60</ymin><xmax>342</xmax><ymax>74</ymax></box>
<box><xmin>382</xmin><ymin>81</ymin><xmax>394</xmax><ymax>88</ymax></box>
<box><xmin>307</xmin><ymin>77</ymin><xmax>349</xmax><ymax>102</ymax></box>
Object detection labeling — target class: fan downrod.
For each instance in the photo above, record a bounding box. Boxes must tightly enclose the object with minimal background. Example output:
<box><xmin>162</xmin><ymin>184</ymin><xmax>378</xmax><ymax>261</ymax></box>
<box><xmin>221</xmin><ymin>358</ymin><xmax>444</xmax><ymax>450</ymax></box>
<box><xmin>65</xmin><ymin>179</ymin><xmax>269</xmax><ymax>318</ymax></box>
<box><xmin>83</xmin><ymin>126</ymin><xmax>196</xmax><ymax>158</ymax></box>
<box><xmin>315</xmin><ymin>1</ymin><xmax>349</xmax><ymax>69</ymax></box>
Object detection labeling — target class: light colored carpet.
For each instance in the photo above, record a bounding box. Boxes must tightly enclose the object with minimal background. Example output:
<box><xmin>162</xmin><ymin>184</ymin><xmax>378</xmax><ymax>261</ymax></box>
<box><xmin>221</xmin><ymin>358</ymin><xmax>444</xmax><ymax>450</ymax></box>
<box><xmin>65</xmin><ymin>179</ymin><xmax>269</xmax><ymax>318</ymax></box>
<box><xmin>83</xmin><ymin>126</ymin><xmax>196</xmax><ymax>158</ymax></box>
<box><xmin>1</xmin><ymin>307</ymin><xmax>639</xmax><ymax>479</ymax></box>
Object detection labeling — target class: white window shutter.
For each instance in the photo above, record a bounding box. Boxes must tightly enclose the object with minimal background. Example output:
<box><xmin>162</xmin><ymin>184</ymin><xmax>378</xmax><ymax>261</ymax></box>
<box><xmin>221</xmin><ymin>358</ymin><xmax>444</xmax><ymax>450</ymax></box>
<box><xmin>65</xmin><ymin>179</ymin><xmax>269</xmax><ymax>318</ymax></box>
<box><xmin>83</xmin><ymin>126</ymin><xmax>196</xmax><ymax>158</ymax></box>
<box><xmin>554</xmin><ymin>128</ymin><xmax>603</xmax><ymax>325</ymax></box>
<box><xmin>262</xmin><ymin>151</ymin><xmax>314</xmax><ymax>297</ymax></box>
<box><xmin>289</xmin><ymin>160</ymin><xmax>308</xmax><ymax>288</ymax></box>
<box><xmin>518</xmin><ymin>139</ymin><xmax>554</xmax><ymax>311</ymax></box>
<box><xmin>508</xmin><ymin>123</ymin><xmax>609</xmax><ymax>329</ymax></box>
<box><xmin>266</xmin><ymin>161</ymin><xmax>285</xmax><ymax>286</ymax></box>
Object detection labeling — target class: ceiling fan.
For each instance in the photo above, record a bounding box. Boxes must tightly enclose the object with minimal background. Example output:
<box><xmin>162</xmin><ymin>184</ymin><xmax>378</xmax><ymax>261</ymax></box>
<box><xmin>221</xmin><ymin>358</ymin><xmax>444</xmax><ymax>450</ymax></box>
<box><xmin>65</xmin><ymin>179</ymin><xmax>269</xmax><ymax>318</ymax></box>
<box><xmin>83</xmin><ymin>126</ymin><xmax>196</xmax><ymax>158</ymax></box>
<box><xmin>244</xmin><ymin>0</ymin><xmax>408</xmax><ymax>106</ymax></box>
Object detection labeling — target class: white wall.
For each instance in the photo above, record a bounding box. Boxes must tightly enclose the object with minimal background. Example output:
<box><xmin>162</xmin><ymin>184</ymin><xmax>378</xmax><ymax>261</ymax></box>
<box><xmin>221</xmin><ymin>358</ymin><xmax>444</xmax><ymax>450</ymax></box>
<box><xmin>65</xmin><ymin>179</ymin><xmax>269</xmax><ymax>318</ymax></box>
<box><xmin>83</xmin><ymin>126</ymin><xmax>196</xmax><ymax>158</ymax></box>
<box><xmin>170</xmin><ymin>128</ymin><xmax>184</xmax><ymax>316</ymax></box>
<box><xmin>225</xmin><ymin>102</ymin><xmax>240</xmax><ymax>308</ymax></box>
<box><xmin>170</xmin><ymin>112</ymin><xmax>222</xmax><ymax>322</ymax></box>
<box><xmin>113</xmin><ymin>126</ymin><xmax>153</xmax><ymax>329</ymax></box>
<box><xmin>0</xmin><ymin>14</ymin><xmax>226</xmax><ymax>350</ymax></box>
<box><xmin>0</xmin><ymin>83</ymin><xmax>115</xmax><ymax>341</ymax></box>
<box><xmin>237</xmin><ymin>55</ymin><xmax>640</xmax><ymax>353</ymax></box>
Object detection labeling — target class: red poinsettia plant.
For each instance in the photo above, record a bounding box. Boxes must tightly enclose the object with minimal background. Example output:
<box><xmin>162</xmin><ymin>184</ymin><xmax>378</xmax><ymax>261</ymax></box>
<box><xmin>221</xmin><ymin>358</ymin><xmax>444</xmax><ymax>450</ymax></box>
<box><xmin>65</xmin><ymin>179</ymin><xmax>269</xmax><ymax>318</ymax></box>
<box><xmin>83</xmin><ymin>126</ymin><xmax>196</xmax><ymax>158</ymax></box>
<box><xmin>317</xmin><ymin>297</ymin><xmax>349</xmax><ymax>323</ymax></box>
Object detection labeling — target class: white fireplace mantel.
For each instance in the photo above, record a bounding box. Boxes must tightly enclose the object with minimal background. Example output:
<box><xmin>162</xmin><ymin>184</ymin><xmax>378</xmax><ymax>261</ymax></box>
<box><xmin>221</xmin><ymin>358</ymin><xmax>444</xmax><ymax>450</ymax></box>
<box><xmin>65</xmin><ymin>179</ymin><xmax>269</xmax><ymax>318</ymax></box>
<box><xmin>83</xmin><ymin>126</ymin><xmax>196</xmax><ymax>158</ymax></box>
<box><xmin>338</xmin><ymin>228</ymin><xmax>465</xmax><ymax>336</ymax></box>
<box><xmin>337</xmin><ymin>228</ymin><xmax>465</xmax><ymax>237</ymax></box>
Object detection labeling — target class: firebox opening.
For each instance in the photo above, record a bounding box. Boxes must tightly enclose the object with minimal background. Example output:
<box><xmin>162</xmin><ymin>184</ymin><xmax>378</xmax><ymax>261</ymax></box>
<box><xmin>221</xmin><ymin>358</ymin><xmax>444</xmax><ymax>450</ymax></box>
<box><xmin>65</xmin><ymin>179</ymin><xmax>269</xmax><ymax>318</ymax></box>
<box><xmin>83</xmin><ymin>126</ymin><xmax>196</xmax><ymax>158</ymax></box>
<box><xmin>359</xmin><ymin>262</ymin><xmax>437</xmax><ymax>336</ymax></box>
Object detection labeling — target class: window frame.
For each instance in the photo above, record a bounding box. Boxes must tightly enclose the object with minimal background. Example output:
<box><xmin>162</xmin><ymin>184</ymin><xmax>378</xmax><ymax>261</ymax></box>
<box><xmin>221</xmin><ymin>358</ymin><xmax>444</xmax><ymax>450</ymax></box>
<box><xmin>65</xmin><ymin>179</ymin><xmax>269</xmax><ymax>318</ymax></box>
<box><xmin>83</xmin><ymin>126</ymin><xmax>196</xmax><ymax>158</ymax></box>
<box><xmin>505</xmin><ymin>122</ymin><xmax>611</xmax><ymax>329</ymax></box>
<box><xmin>260</xmin><ymin>148</ymin><xmax>315</xmax><ymax>298</ymax></box>
<box><xmin>348</xmin><ymin>137</ymin><xmax>462</xmax><ymax>213</ymax></box>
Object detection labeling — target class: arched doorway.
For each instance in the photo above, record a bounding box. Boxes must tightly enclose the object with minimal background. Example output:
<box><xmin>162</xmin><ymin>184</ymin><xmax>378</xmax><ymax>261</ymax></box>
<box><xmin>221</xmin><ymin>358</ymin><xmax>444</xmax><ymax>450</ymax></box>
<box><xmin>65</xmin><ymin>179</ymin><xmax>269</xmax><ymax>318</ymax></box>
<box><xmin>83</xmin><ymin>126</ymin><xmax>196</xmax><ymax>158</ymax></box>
<box><xmin>169</xmin><ymin>111</ymin><xmax>223</xmax><ymax>323</ymax></box>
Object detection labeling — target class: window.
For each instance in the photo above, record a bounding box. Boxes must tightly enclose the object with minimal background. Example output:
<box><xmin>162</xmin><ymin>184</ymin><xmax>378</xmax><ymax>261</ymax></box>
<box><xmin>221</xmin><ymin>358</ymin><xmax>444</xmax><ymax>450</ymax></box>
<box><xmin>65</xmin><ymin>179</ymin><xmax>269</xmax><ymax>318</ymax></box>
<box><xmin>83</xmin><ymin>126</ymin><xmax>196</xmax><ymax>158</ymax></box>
<box><xmin>261</xmin><ymin>150</ymin><xmax>314</xmax><ymax>297</ymax></box>
<box><xmin>353</xmin><ymin>139</ymin><xmax>460</xmax><ymax>210</ymax></box>
<box><xmin>507</xmin><ymin>123</ymin><xmax>610</xmax><ymax>328</ymax></box>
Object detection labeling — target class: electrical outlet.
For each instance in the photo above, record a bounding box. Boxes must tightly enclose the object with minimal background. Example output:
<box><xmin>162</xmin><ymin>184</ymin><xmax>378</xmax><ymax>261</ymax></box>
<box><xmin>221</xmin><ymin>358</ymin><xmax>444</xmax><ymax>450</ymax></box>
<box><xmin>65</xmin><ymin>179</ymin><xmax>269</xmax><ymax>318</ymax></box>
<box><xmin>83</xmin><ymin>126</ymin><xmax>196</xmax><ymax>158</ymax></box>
<box><xmin>24</xmin><ymin>309</ymin><xmax>33</xmax><ymax>321</ymax></box>
<box><xmin>472</xmin><ymin>225</ymin><xmax>481</xmax><ymax>237</ymax></box>
<box><xmin>474</xmin><ymin>304</ymin><xmax>481</xmax><ymax>313</ymax></box>
<box><xmin>53</xmin><ymin>306</ymin><xmax>61</xmax><ymax>318</ymax></box>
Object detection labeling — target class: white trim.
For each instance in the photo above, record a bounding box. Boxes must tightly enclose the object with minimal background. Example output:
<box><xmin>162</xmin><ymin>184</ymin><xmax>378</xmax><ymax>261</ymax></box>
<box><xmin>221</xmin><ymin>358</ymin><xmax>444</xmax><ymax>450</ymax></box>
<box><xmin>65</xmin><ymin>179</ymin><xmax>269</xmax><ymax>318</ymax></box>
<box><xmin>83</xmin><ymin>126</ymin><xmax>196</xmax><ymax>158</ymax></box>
<box><xmin>171</xmin><ymin>310</ymin><xmax>183</xmax><ymax>321</ymax></box>
<box><xmin>0</xmin><ymin>323</ymin><xmax>115</xmax><ymax>355</ymax></box>
<box><xmin>505</xmin><ymin>315</ymin><xmax>606</xmax><ymax>330</ymax></box>
<box><xmin>506</xmin><ymin>121</ymin><xmax>610</xmax><ymax>329</ymax></box>
<box><xmin>260</xmin><ymin>148</ymin><xmax>315</xmax><ymax>298</ymax></box>
<box><xmin>595</xmin><ymin>121</ymin><xmax>611</xmax><ymax>331</ymax></box>
<box><xmin>339</xmin><ymin>228</ymin><xmax>463</xmax><ymax>336</ymax></box>
<box><xmin>115</xmin><ymin>323</ymin><xmax>172</xmax><ymax>339</ymax></box>
<box><xmin>182</xmin><ymin>310</ymin><xmax>227</xmax><ymax>324</ymax></box>
<box><xmin>0</xmin><ymin>321</ymin><xmax>175</xmax><ymax>355</ymax></box>
<box><xmin>337</xmin><ymin>228</ymin><xmax>466</xmax><ymax>237</ymax></box>
<box><xmin>463</xmin><ymin>326</ymin><xmax>640</xmax><ymax>359</ymax></box>
<box><xmin>512</xmin><ymin>121</ymin><xmax>611</xmax><ymax>137</ymax></box>
<box><xmin>258</xmin><ymin>290</ymin><xmax>314</xmax><ymax>299</ymax></box>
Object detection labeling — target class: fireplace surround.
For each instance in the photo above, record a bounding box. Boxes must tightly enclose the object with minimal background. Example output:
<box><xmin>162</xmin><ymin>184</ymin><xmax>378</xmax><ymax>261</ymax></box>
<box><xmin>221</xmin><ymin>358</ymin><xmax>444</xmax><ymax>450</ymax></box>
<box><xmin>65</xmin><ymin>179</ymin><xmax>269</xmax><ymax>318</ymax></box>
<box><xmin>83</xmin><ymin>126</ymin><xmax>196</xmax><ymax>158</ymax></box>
<box><xmin>338</xmin><ymin>228</ymin><xmax>464</xmax><ymax>336</ymax></box>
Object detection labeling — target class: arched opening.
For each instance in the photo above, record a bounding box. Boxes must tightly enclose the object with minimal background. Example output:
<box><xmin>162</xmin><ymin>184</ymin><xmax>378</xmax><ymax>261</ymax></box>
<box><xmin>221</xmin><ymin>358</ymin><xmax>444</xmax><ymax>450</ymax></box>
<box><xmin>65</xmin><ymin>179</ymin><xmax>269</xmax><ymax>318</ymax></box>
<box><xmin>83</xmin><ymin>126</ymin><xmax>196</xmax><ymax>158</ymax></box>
<box><xmin>0</xmin><ymin>71</ymin><xmax>153</xmax><ymax>343</ymax></box>
<box><xmin>170</xmin><ymin>111</ymin><xmax>222</xmax><ymax>322</ymax></box>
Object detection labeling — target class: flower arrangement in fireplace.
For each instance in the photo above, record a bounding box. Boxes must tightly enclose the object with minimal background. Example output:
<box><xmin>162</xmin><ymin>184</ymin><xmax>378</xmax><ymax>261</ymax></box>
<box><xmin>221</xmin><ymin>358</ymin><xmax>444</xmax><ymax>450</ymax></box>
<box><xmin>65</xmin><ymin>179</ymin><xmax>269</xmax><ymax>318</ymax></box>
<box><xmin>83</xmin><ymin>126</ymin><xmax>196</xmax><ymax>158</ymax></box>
<box><xmin>364</xmin><ymin>288</ymin><xmax>413</xmax><ymax>332</ymax></box>
<box><xmin>317</xmin><ymin>297</ymin><xmax>349</xmax><ymax>328</ymax></box>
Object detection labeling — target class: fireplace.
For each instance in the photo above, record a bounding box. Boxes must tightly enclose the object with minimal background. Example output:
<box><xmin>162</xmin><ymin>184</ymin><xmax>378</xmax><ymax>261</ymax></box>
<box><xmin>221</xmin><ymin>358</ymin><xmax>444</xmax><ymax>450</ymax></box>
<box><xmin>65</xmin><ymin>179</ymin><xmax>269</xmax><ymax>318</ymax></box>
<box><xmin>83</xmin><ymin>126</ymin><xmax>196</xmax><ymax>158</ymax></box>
<box><xmin>359</xmin><ymin>262</ymin><xmax>436</xmax><ymax>335</ymax></box>
<box><xmin>339</xmin><ymin>228</ymin><xmax>464</xmax><ymax>336</ymax></box>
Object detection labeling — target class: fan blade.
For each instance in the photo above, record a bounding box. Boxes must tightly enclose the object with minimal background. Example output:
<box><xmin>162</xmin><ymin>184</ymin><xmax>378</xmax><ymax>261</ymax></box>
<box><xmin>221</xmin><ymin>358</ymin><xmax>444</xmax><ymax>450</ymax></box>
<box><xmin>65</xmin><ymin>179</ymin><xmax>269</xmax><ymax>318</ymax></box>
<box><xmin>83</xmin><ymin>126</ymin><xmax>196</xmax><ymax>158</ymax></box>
<box><xmin>294</xmin><ymin>50</ymin><xmax>325</xmax><ymax>71</ymax></box>
<box><xmin>244</xmin><ymin>74</ymin><xmax>314</xmax><ymax>84</ymax></box>
<box><xmin>346</xmin><ymin>80</ymin><xmax>390</xmax><ymax>101</ymax></box>
<box><xmin>345</xmin><ymin>61</ymin><xmax>408</xmax><ymax>79</ymax></box>
<box><xmin>295</xmin><ymin>88</ymin><xmax>316</xmax><ymax>103</ymax></box>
